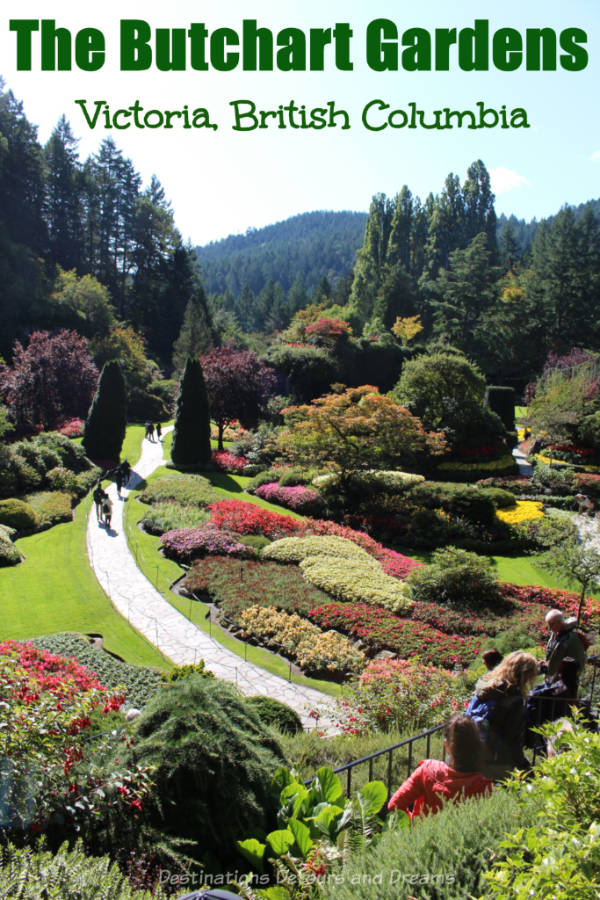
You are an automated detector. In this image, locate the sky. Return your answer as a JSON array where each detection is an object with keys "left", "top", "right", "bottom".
[{"left": 1, "top": 0, "right": 599, "bottom": 246}]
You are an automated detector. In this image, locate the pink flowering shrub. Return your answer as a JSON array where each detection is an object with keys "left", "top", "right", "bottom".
[
  {"left": 255, "top": 482, "right": 325, "bottom": 515},
  {"left": 160, "top": 523, "right": 248, "bottom": 562},
  {"left": 211, "top": 450, "right": 248, "bottom": 473},
  {"left": 57, "top": 418, "right": 85, "bottom": 438},
  {"left": 337, "top": 658, "right": 463, "bottom": 734}
]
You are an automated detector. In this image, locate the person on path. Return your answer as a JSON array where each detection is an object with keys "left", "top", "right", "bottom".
[
  {"left": 467, "top": 651, "right": 538, "bottom": 780},
  {"left": 101, "top": 496, "right": 113, "bottom": 528},
  {"left": 155, "top": 422, "right": 162, "bottom": 441},
  {"left": 388, "top": 714, "right": 492, "bottom": 819},
  {"left": 120, "top": 459, "right": 131, "bottom": 487},
  {"left": 145, "top": 421, "right": 154, "bottom": 442},
  {"left": 115, "top": 467, "right": 124, "bottom": 499},
  {"left": 92, "top": 481, "right": 106, "bottom": 521},
  {"left": 541, "top": 609, "right": 586, "bottom": 697}
]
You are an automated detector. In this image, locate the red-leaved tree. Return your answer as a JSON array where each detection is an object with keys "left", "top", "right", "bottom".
[
  {"left": 200, "top": 345, "right": 276, "bottom": 449},
  {"left": 0, "top": 330, "right": 98, "bottom": 430}
]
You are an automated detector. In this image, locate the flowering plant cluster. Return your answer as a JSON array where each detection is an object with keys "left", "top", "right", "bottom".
[
  {"left": 337, "top": 658, "right": 464, "bottom": 735},
  {"left": 496, "top": 500, "right": 544, "bottom": 524},
  {"left": 0, "top": 642, "right": 153, "bottom": 847},
  {"left": 307, "top": 603, "right": 480, "bottom": 668},
  {"left": 458, "top": 445, "right": 499, "bottom": 459},
  {"left": 498, "top": 582, "right": 600, "bottom": 627},
  {"left": 300, "top": 555, "right": 413, "bottom": 613},
  {"left": 237, "top": 605, "right": 365, "bottom": 676},
  {"left": 255, "top": 482, "right": 325, "bottom": 514},
  {"left": 160, "top": 523, "right": 249, "bottom": 562},
  {"left": 57, "top": 418, "right": 85, "bottom": 438},
  {"left": 211, "top": 450, "right": 249, "bottom": 473},
  {"left": 308, "top": 518, "right": 424, "bottom": 578},
  {"left": 208, "top": 499, "right": 304, "bottom": 539},
  {"left": 262, "top": 535, "right": 373, "bottom": 565},
  {"left": 182, "top": 555, "right": 330, "bottom": 622},
  {"left": 210, "top": 419, "right": 246, "bottom": 442},
  {"left": 304, "top": 317, "right": 351, "bottom": 341}
]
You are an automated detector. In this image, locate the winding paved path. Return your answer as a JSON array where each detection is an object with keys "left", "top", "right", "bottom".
[{"left": 86, "top": 429, "right": 339, "bottom": 730}]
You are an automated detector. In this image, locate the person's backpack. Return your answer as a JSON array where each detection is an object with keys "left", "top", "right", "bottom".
[{"left": 466, "top": 693, "right": 501, "bottom": 756}]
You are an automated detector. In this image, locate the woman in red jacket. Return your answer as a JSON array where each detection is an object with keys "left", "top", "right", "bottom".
[{"left": 388, "top": 714, "right": 492, "bottom": 818}]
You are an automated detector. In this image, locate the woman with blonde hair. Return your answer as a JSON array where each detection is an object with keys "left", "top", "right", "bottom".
[{"left": 467, "top": 650, "right": 538, "bottom": 779}]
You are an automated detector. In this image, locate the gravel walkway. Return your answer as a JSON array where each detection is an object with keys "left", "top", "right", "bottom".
[{"left": 86, "top": 429, "right": 339, "bottom": 731}]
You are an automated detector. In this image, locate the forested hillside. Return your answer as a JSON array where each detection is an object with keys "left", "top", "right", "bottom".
[{"left": 195, "top": 210, "right": 366, "bottom": 296}]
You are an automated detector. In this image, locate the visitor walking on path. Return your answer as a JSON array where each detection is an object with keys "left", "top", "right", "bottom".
[
  {"left": 101, "top": 496, "right": 113, "bottom": 528},
  {"left": 120, "top": 459, "right": 131, "bottom": 487},
  {"left": 92, "top": 482, "right": 106, "bottom": 521},
  {"left": 115, "top": 467, "right": 124, "bottom": 499},
  {"left": 144, "top": 421, "right": 155, "bottom": 442},
  {"left": 155, "top": 422, "right": 162, "bottom": 441}
]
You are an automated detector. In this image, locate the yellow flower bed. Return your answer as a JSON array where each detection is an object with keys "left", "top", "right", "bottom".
[
  {"left": 237, "top": 605, "right": 366, "bottom": 674},
  {"left": 299, "top": 556, "right": 413, "bottom": 614},
  {"left": 262, "top": 535, "right": 372, "bottom": 564},
  {"left": 496, "top": 500, "right": 544, "bottom": 524},
  {"left": 535, "top": 453, "right": 600, "bottom": 473}
]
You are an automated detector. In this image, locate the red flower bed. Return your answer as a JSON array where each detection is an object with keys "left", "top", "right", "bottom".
[
  {"left": 307, "top": 603, "right": 481, "bottom": 668},
  {"left": 0, "top": 640, "right": 106, "bottom": 702},
  {"left": 499, "top": 582, "right": 600, "bottom": 627},
  {"left": 208, "top": 499, "right": 305, "bottom": 540},
  {"left": 57, "top": 418, "right": 85, "bottom": 438},
  {"left": 211, "top": 451, "right": 248, "bottom": 473}
]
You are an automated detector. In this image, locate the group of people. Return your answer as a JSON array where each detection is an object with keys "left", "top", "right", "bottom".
[
  {"left": 92, "top": 459, "right": 133, "bottom": 528},
  {"left": 144, "top": 421, "right": 162, "bottom": 442},
  {"left": 388, "top": 609, "right": 588, "bottom": 819}
]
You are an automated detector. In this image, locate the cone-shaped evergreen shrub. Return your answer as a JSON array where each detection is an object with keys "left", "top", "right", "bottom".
[
  {"left": 82, "top": 361, "right": 127, "bottom": 462},
  {"left": 171, "top": 356, "right": 211, "bottom": 468},
  {"left": 128, "top": 676, "right": 285, "bottom": 873}
]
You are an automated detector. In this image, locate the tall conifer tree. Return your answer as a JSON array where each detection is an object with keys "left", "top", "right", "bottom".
[
  {"left": 82, "top": 360, "right": 127, "bottom": 462},
  {"left": 171, "top": 357, "right": 211, "bottom": 467}
]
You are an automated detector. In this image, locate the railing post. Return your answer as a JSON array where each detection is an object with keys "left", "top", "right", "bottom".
[{"left": 387, "top": 750, "right": 393, "bottom": 795}]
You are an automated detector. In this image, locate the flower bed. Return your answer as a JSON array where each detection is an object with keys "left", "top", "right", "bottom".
[
  {"left": 307, "top": 603, "right": 480, "bottom": 668},
  {"left": 300, "top": 555, "right": 413, "bottom": 613},
  {"left": 496, "top": 500, "right": 544, "bottom": 524},
  {"left": 237, "top": 605, "right": 366, "bottom": 677},
  {"left": 211, "top": 450, "right": 249, "bottom": 473},
  {"left": 262, "top": 535, "right": 372, "bottom": 564},
  {"left": 499, "top": 582, "right": 600, "bottom": 626},
  {"left": 160, "top": 523, "right": 249, "bottom": 562},
  {"left": 208, "top": 499, "right": 304, "bottom": 539},
  {"left": 182, "top": 555, "right": 331, "bottom": 621},
  {"left": 255, "top": 482, "right": 325, "bottom": 515},
  {"left": 140, "top": 474, "right": 220, "bottom": 508}
]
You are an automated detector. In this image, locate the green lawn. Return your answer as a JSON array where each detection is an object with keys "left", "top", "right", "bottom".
[
  {"left": 0, "top": 492, "right": 170, "bottom": 668},
  {"left": 123, "top": 467, "right": 342, "bottom": 697}
]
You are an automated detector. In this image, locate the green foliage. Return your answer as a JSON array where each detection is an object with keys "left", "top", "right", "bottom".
[
  {"left": 33, "top": 431, "right": 91, "bottom": 472},
  {"left": 127, "top": 388, "right": 169, "bottom": 423},
  {"left": 0, "top": 841, "right": 165, "bottom": 900},
  {"left": 0, "top": 525, "right": 20, "bottom": 566},
  {"left": 526, "top": 361, "right": 598, "bottom": 444},
  {"left": 161, "top": 660, "right": 214, "bottom": 681},
  {"left": 24, "top": 491, "right": 72, "bottom": 527},
  {"left": 531, "top": 461, "right": 575, "bottom": 495},
  {"left": 139, "top": 474, "right": 219, "bottom": 508},
  {"left": 45, "top": 466, "right": 79, "bottom": 494},
  {"left": 577, "top": 410, "right": 600, "bottom": 450},
  {"left": 408, "top": 546, "right": 502, "bottom": 608},
  {"left": 486, "top": 386, "right": 515, "bottom": 430},
  {"left": 477, "top": 486, "right": 517, "bottom": 509},
  {"left": 83, "top": 360, "right": 127, "bottom": 462},
  {"left": 320, "top": 790, "right": 541, "bottom": 900},
  {"left": 268, "top": 344, "right": 341, "bottom": 403},
  {"left": 128, "top": 676, "right": 286, "bottom": 872},
  {"left": 247, "top": 697, "right": 304, "bottom": 735},
  {"left": 148, "top": 378, "right": 177, "bottom": 408},
  {"left": 31, "top": 633, "right": 164, "bottom": 710},
  {"left": 409, "top": 481, "right": 498, "bottom": 527},
  {"left": 0, "top": 498, "right": 38, "bottom": 533},
  {"left": 483, "top": 720, "right": 600, "bottom": 898},
  {"left": 239, "top": 534, "right": 272, "bottom": 552},
  {"left": 140, "top": 503, "right": 209, "bottom": 536},
  {"left": 171, "top": 357, "right": 212, "bottom": 467}
]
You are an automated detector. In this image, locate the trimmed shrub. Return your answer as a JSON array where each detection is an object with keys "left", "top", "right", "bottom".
[
  {"left": 148, "top": 378, "right": 177, "bottom": 408},
  {"left": 0, "top": 525, "right": 20, "bottom": 566},
  {"left": 24, "top": 491, "right": 72, "bottom": 527},
  {"left": 407, "top": 546, "right": 502, "bottom": 608},
  {"left": 171, "top": 357, "right": 211, "bottom": 468},
  {"left": 435, "top": 453, "right": 518, "bottom": 481},
  {"left": 0, "top": 465, "right": 19, "bottom": 499},
  {"left": 246, "top": 696, "right": 303, "bottom": 735},
  {"left": 476, "top": 485, "right": 517, "bottom": 509},
  {"left": 74, "top": 467, "right": 103, "bottom": 496},
  {"left": 300, "top": 555, "right": 413, "bottom": 613},
  {"left": 238, "top": 534, "right": 272, "bottom": 552},
  {"left": 277, "top": 467, "right": 309, "bottom": 487},
  {"left": 244, "top": 469, "right": 280, "bottom": 493},
  {"left": 408, "top": 481, "right": 498, "bottom": 527},
  {"left": 83, "top": 360, "right": 127, "bottom": 463},
  {"left": 127, "top": 677, "right": 285, "bottom": 872},
  {"left": 486, "top": 385, "right": 515, "bottom": 430},
  {"left": 33, "top": 431, "right": 90, "bottom": 472},
  {"left": 11, "top": 455, "right": 43, "bottom": 492},
  {"left": 0, "top": 498, "right": 38, "bottom": 533},
  {"left": 314, "top": 470, "right": 425, "bottom": 494},
  {"left": 45, "top": 466, "right": 79, "bottom": 494},
  {"left": 139, "top": 474, "right": 219, "bottom": 508}
]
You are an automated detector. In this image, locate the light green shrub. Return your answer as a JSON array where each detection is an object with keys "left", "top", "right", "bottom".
[
  {"left": 24, "top": 492, "right": 72, "bottom": 527},
  {"left": 45, "top": 466, "right": 79, "bottom": 494},
  {"left": 139, "top": 474, "right": 220, "bottom": 508},
  {"left": 0, "top": 498, "right": 38, "bottom": 533},
  {"left": 313, "top": 470, "right": 425, "bottom": 493},
  {"left": 300, "top": 556, "right": 413, "bottom": 613},
  {"left": 0, "top": 525, "right": 20, "bottom": 567},
  {"left": 11, "top": 456, "right": 43, "bottom": 492},
  {"left": 262, "top": 535, "right": 372, "bottom": 564},
  {"left": 141, "top": 503, "right": 209, "bottom": 535}
]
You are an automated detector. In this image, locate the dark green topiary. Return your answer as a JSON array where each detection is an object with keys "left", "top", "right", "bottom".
[
  {"left": 486, "top": 385, "right": 516, "bottom": 431},
  {"left": 82, "top": 361, "right": 127, "bottom": 463},
  {"left": 127, "top": 676, "right": 285, "bottom": 873},
  {"left": 0, "top": 498, "right": 38, "bottom": 533},
  {"left": 247, "top": 696, "right": 303, "bottom": 735},
  {"left": 171, "top": 357, "right": 211, "bottom": 468}
]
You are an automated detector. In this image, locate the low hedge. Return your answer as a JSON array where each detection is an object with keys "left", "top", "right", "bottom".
[
  {"left": 434, "top": 453, "right": 518, "bottom": 482},
  {"left": 408, "top": 481, "right": 498, "bottom": 527},
  {"left": 0, "top": 498, "right": 38, "bottom": 533},
  {"left": 139, "top": 474, "right": 220, "bottom": 508}
]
